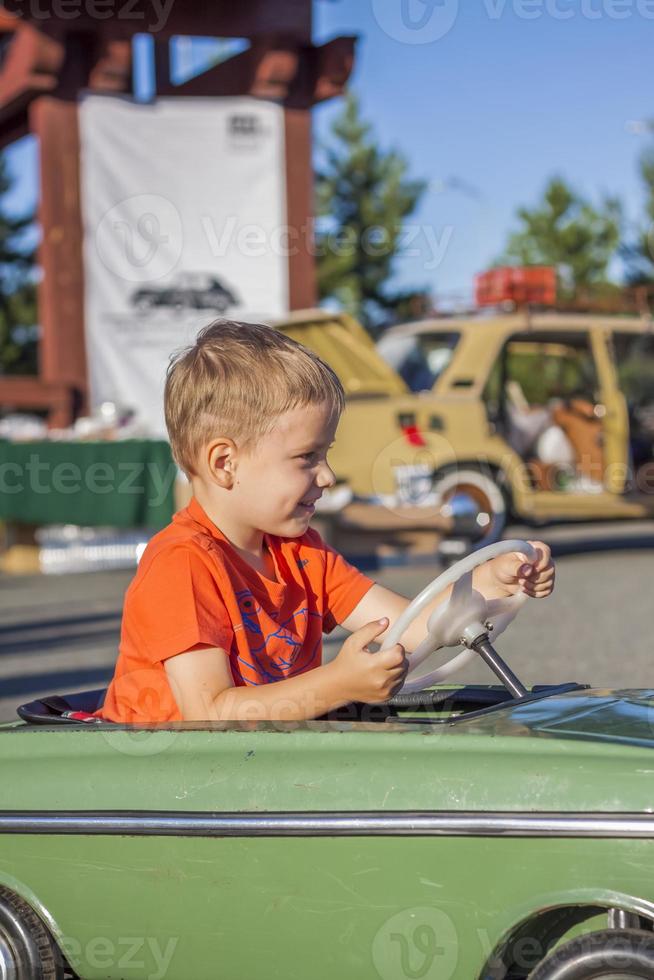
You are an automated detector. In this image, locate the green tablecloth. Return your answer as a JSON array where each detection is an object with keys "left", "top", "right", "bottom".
[{"left": 0, "top": 439, "right": 176, "bottom": 529}]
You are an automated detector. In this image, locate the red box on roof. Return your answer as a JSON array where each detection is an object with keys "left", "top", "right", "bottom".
[{"left": 474, "top": 266, "right": 557, "bottom": 308}]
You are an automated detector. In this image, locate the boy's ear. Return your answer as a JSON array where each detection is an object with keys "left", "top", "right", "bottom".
[{"left": 205, "top": 439, "right": 237, "bottom": 489}]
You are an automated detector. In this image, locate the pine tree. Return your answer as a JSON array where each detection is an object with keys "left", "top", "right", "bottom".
[
  {"left": 622, "top": 145, "right": 654, "bottom": 286},
  {"left": 499, "top": 177, "right": 622, "bottom": 297},
  {"left": 0, "top": 152, "right": 38, "bottom": 375},
  {"left": 315, "top": 92, "right": 427, "bottom": 333}
]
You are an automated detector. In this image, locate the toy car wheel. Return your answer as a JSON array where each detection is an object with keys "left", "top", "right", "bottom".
[
  {"left": 433, "top": 466, "right": 508, "bottom": 545},
  {"left": 0, "top": 886, "right": 64, "bottom": 979},
  {"left": 528, "top": 928, "right": 654, "bottom": 979}
]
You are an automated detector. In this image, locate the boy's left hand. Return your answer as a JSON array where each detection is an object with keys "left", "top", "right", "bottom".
[{"left": 485, "top": 540, "right": 555, "bottom": 599}]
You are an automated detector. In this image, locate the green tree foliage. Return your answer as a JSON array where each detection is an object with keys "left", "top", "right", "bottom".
[
  {"left": 622, "top": 143, "right": 654, "bottom": 285},
  {"left": 0, "top": 153, "right": 38, "bottom": 375},
  {"left": 499, "top": 177, "right": 622, "bottom": 296},
  {"left": 315, "top": 92, "right": 427, "bottom": 332}
]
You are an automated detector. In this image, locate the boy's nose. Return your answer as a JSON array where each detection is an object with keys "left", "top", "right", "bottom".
[{"left": 316, "top": 461, "right": 337, "bottom": 489}]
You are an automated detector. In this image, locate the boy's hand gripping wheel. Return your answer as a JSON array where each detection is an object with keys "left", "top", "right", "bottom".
[{"left": 380, "top": 540, "right": 538, "bottom": 698}]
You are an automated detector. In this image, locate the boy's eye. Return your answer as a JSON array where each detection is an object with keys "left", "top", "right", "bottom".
[{"left": 296, "top": 444, "right": 333, "bottom": 463}]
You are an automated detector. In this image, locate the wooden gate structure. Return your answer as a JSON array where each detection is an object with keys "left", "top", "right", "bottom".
[{"left": 0, "top": 1, "right": 354, "bottom": 426}]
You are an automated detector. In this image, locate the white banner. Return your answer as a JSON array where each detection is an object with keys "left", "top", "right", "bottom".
[{"left": 79, "top": 95, "right": 289, "bottom": 437}]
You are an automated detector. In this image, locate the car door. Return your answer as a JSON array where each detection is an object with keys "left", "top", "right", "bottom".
[
  {"left": 608, "top": 327, "right": 654, "bottom": 485},
  {"left": 589, "top": 325, "right": 630, "bottom": 494},
  {"left": 491, "top": 327, "right": 629, "bottom": 507}
]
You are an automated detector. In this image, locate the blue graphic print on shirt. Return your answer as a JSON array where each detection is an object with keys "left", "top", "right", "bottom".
[{"left": 234, "top": 589, "right": 322, "bottom": 683}]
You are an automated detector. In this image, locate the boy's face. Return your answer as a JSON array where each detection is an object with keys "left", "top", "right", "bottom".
[{"left": 230, "top": 402, "right": 339, "bottom": 538}]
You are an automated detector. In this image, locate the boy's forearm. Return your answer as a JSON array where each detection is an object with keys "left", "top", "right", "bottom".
[{"left": 211, "top": 661, "right": 350, "bottom": 721}]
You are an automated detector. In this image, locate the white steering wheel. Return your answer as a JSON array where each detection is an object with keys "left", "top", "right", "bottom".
[{"left": 381, "top": 539, "right": 538, "bottom": 693}]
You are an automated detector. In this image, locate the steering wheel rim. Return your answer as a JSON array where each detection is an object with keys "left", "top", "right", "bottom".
[{"left": 380, "top": 539, "right": 538, "bottom": 691}]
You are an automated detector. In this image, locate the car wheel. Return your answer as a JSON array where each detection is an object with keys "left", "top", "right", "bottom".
[
  {"left": 433, "top": 466, "right": 508, "bottom": 546},
  {"left": 528, "top": 928, "right": 654, "bottom": 979},
  {"left": 0, "top": 886, "right": 64, "bottom": 979}
]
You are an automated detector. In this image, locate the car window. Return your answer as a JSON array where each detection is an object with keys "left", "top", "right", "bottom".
[
  {"left": 484, "top": 333, "right": 601, "bottom": 421},
  {"left": 611, "top": 332, "right": 654, "bottom": 407},
  {"left": 483, "top": 332, "right": 605, "bottom": 493},
  {"left": 376, "top": 332, "right": 460, "bottom": 392},
  {"left": 501, "top": 335, "right": 599, "bottom": 406}
]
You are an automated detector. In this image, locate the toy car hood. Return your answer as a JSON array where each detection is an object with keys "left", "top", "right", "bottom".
[{"left": 460, "top": 688, "right": 654, "bottom": 748}]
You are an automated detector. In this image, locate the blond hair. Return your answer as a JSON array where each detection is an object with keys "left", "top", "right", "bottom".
[{"left": 165, "top": 319, "right": 345, "bottom": 476}]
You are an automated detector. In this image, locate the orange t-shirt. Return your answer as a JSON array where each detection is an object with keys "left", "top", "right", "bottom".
[{"left": 100, "top": 497, "right": 374, "bottom": 723}]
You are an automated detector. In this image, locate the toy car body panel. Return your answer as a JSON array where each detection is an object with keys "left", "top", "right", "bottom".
[{"left": 3, "top": 688, "right": 654, "bottom": 979}]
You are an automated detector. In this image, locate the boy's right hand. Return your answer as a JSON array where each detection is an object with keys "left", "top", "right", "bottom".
[{"left": 331, "top": 618, "right": 408, "bottom": 704}]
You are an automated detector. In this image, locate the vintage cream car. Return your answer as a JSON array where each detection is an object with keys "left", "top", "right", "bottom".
[{"left": 277, "top": 310, "right": 654, "bottom": 543}]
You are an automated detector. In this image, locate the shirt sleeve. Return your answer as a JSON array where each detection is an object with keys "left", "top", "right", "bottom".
[
  {"left": 303, "top": 529, "right": 375, "bottom": 633},
  {"left": 127, "top": 545, "right": 234, "bottom": 663}
]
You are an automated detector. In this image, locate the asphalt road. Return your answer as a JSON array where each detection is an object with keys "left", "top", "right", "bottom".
[{"left": 1, "top": 520, "right": 653, "bottom": 723}]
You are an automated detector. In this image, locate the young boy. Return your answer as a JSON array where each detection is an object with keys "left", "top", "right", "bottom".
[{"left": 100, "top": 320, "right": 555, "bottom": 724}]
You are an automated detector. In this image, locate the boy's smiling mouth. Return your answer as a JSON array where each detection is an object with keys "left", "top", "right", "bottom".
[{"left": 298, "top": 495, "right": 321, "bottom": 514}]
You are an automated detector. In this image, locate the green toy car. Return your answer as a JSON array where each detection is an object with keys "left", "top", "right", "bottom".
[{"left": 2, "top": 540, "right": 654, "bottom": 980}]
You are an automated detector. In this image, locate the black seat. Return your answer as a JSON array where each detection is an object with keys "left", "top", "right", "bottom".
[{"left": 17, "top": 689, "right": 109, "bottom": 725}]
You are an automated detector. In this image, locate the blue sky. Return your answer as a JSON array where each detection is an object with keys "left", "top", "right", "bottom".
[
  {"left": 314, "top": 0, "right": 654, "bottom": 301},
  {"left": 4, "top": 0, "right": 653, "bottom": 304}
]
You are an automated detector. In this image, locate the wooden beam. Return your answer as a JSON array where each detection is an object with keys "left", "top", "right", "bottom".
[
  {"left": 88, "top": 38, "right": 133, "bottom": 92},
  {"left": 0, "top": 21, "right": 131, "bottom": 142},
  {"left": 0, "top": 377, "right": 77, "bottom": 428},
  {"left": 158, "top": 36, "right": 356, "bottom": 105},
  {"left": 153, "top": 37, "right": 170, "bottom": 92},
  {"left": 30, "top": 96, "right": 88, "bottom": 400},
  {"left": 2, "top": 0, "right": 312, "bottom": 42},
  {"left": 0, "top": 3, "right": 347, "bottom": 412},
  {"left": 157, "top": 36, "right": 299, "bottom": 100},
  {"left": 0, "top": 21, "right": 63, "bottom": 133},
  {"left": 309, "top": 36, "right": 356, "bottom": 105},
  {"left": 284, "top": 106, "right": 315, "bottom": 309}
]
